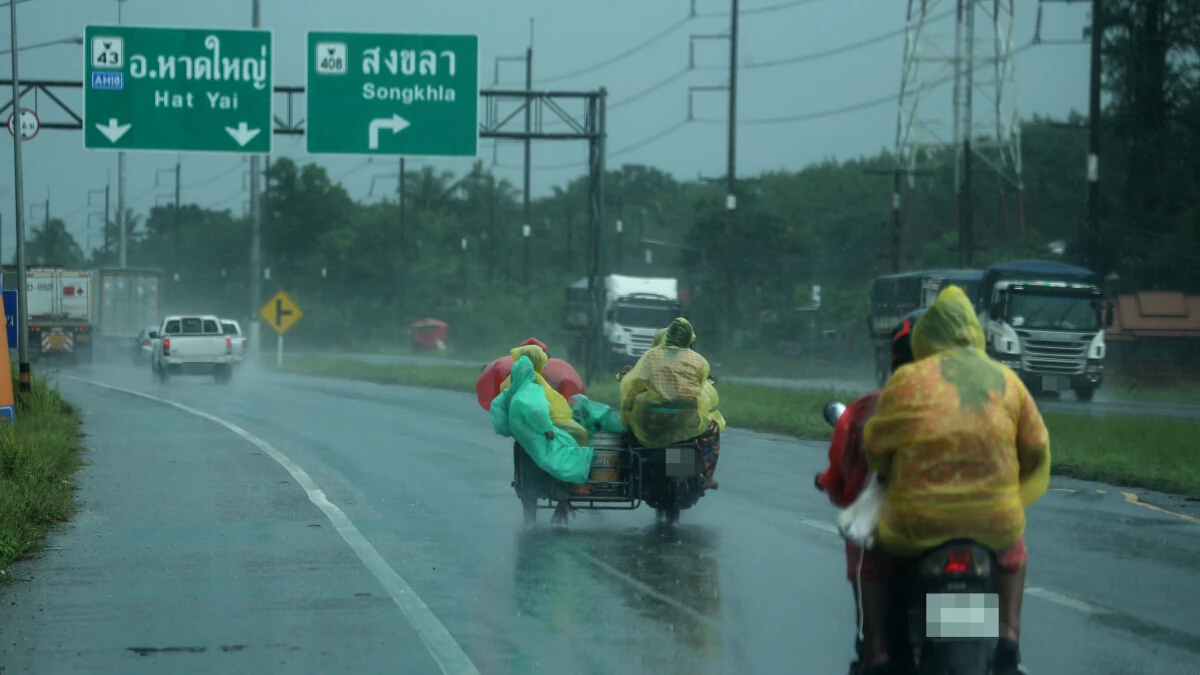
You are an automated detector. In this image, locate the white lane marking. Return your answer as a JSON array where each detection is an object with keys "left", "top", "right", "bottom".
[
  {"left": 1025, "top": 587, "right": 1114, "bottom": 615},
  {"left": 793, "top": 517, "right": 1116, "bottom": 617},
  {"left": 69, "top": 377, "right": 479, "bottom": 675},
  {"left": 579, "top": 551, "right": 724, "bottom": 629}
]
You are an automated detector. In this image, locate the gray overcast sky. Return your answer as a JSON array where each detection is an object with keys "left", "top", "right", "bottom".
[{"left": 1, "top": 0, "right": 1091, "bottom": 258}]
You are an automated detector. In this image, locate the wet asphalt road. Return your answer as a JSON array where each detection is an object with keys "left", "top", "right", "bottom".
[
  {"left": 2, "top": 362, "right": 1199, "bottom": 674},
  {"left": 310, "top": 351, "right": 1200, "bottom": 421}
]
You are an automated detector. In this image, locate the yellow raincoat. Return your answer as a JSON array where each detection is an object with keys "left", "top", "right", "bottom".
[
  {"left": 863, "top": 286, "right": 1051, "bottom": 556},
  {"left": 501, "top": 345, "right": 589, "bottom": 446},
  {"left": 620, "top": 318, "right": 726, "bottom": 447}
]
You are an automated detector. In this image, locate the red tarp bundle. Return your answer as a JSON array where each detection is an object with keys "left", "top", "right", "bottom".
[{"left": 475, "top": 337, "right": 585, "bottom": 410}]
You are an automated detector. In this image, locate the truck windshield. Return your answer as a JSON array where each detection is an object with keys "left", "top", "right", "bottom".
[
  {"left": 222, "top": 323, "right": 239, "bottom": 336},
  {"left": 1008, "top": 292, "right": 1101, "bottom": 331},
  {"left": 616, "top": 305, "right": 677, "bottom": 329}
]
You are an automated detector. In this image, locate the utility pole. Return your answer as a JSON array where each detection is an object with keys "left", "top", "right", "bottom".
[
  {"left": 398, "top": 157, "right": 406, "bottom": 256},
  {"left": 522, "top": 21, "right": 533, "bottom": 269},
  {"left": 173, "top": 159, "right": 181, "bottom": 265},
  {"left": 487, "top": 173, "right": 496, "bottom": 283},
  {"left": 523, "top": 224, "right": 531, "bottom": 285},
  {"left": 104, "top": 181, "right": 111, "bottom": 258},
  {"left": 248, "top": 0, "right": 262, "bottom": 358},
  {"left": 8, "top": 0, "right": 29, "bottom": 392},
  {"left": 958, "top": 0, "right": 976, "bottom": 268},
  {"left": 615, "top": 219, "right": 624, "bottom": 274},
  {"left": 725, "top": 0, "right": 740, "bottom": 350},
  {"left": 116, "top": 0, "right": 126, "bottom": 269},
  {"left": 1084, "top": 0, "right": 1102, "bottom": 267}
]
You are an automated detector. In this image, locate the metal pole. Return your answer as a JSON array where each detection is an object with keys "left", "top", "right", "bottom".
[
  {"left": 725, "top": 0, "right": 740, "bottom": 350},
  {"left": 960, "top": 0, "right": 976, "bottom": 268},
  {"left": 248, "top": 0, "right": 262, "bottom": 359},
  {"left": 173, "top": 159, "right": 181, "bottom": 267},
  {"left": 487, "top": 172, "right": 495, "bottom": 282},
  {"left": 522, "top": 38, "right": 533, "bottom": 276},
  {"left": 9, "top": 0, "right": 30, "bottom": 392},
  {"left": 116, "top": 0, "right": 126, "bottom": 270},
  {"left": 952, "top": 0, "right": 964, "bottom": 248},
  {"left": 1084, "top": 0, "right": 1102, "bottom": 267},
  {"left": 398, "top": 157, "right": 406, "bottom": 256},
  {"left": 277, "top": 333, "right": 282, "bottom": 368},
  {"left": 104, "top": 181, "right": 110, "bottom": 259}
]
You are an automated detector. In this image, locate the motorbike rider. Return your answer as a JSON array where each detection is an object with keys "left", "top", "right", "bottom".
[
  {"left": 619, "top": 318, "right": 726, "bottom": 490},
  {"left": 861, "top": 286, "right": 1051, "bottom": 675},
  {"left": 816, "top": 310, "right": 922, "bottom": 674}
]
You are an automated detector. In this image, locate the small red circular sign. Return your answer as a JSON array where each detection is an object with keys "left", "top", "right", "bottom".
[{"left": 6, "top": 108, "right": 40, "bottom": 141}]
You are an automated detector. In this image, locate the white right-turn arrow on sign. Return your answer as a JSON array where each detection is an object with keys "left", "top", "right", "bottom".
[
  {"left": 95, "top": 118, "right": 132, "bottom": 143},
  {"left": 368, "top": 114, "right": 411, "bottom": 150}
]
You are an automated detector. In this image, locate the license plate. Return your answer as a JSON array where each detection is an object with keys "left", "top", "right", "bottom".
[
  {"left": 925, "top": 593, "right": 999, "bottom": 639},
  {"left": 664, "top": 446, "right": 696, "bottom": 478},
  {"left": 1041, "top": 376, "right": 1069, "bottom": 391}
]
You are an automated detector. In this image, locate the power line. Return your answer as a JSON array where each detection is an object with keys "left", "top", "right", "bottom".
[
  {"left": 694, "top": 41, "right": 1037, "bottom": 126},
  {"left": 698, "top": 8, "right": 955, "bottom": 71},
  {"left": 183, "top": 159, "right": 244, "bottom": 190},
  {"left": 507, "top": 119, "right": 693, "bottom": 172},
  {"left": 696, "top": 0, "right": 825, "bottom": 18},
  {"left": 612, "top": 67, "right": 693, "bottom": 110},
  {"left": 334, "top": 159, "right": 374, "bottom": 182},
  {"left": 535, "top": 15, "right": 692, "bottom": 84}
]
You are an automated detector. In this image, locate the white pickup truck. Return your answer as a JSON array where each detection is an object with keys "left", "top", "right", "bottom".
[
  {"left": 151, "top": 315, "right": 235, "bottom": 383},
  {"left": 220, "top": 319, "right": 248, "bottom": 364}
]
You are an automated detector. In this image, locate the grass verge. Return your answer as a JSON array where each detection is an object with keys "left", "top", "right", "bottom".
[
  {"left": 0, "top": 375, "right": 84, "bottom": 581},
  {"left": 273, "top": 356, "right": 1200, "bottom": 498}
]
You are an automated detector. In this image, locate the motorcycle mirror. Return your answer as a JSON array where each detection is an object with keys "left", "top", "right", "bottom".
[{"left": 823, "top": 401, "right": 847, "bottom": 427}]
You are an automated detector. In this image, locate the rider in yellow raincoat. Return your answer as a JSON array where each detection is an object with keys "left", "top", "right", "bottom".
[
  {"left": 502, "top": 344, "right": 589, "bottom": 446},
  {"left": 861, "top": 285, "right": 1050, "bottom": 675},
  {"left": 619, "top": 318, "right": 726, "bottom": 488}
]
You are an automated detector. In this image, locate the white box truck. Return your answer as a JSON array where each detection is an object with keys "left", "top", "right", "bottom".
[
  {"left": 27, "top": 267, "right": 95, "bottom": 361},
  {"left": 564, "top": 274, "right": 682, "bottom": 369},
  {"left": 91, "top": 267, "right": 163, "bottom": 359}
]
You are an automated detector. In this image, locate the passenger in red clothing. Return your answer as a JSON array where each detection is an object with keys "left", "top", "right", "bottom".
[{"left": 815, "top": 311, "right": 921, "bottom": 675}]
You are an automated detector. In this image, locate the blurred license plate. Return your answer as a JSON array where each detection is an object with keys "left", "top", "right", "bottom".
[
  {"left": 925, "top": 592, "right": 999, "bottom": 639},
  {"left": 1041, "top": 376, "right": 1069, "bottom": 391},
  {"left": 665, "top": 446, "right": 696, "bottom": 477}
]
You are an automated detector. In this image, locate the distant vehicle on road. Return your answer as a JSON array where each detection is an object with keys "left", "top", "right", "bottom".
[
  {"left": 976, "top": 260, "right": 1112, "bottom": 401},
  {"left": 869, "top": 269, "right": 983, "bottom": 385},
  {"left": 132, "top": 325, "right": 157, "bottom": 366},
  {"left": 91, "top": 267, "right": 163, "bottom": 360},
  {"left": 220, "top": 319, "right": 248, "bottom": 364},
  {"left": 25, "top": 267, "right": 95, "bottom": 363},
  {"left": 151, "top": 315, "right": 235, "bottom": 384},
  {"left": 563, "top": 274, "right": 682, "bottom": 370}
]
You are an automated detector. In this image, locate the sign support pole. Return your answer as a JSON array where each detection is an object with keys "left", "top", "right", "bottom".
[
  {"left": 8, "top": 0, "right": 30, "bottom": 393},
  {"left": 277, "top": 333, "right": 283, "bottom": 368}
]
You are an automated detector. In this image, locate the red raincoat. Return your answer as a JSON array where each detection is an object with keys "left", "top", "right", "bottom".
[{"left": 817, "top": 390, "right": 880, "bottom": 508}]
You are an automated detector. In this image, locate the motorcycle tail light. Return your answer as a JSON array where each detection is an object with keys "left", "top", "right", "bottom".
[
  {"left": 919, "top": 544, "right": 992, "bottom": 578},
  {"left": 944, "top": 549, "right": 973, "bottom": 574}
]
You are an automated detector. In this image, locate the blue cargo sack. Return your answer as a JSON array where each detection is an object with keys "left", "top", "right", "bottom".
[{"left": 489, "top": 355, "right": 594, "bottom": 484}]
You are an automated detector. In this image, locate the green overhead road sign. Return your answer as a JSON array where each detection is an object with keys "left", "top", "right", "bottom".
[
  {"left": 83, "top": 25, "right": 273, "bottom": 154},
  {"left": 306, "top": 31, "right": 478, "bottom": 157}
]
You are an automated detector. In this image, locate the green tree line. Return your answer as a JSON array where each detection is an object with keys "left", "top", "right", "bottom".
[{"left": 27, "top": 3, "right": 1199, "bottom": 353}]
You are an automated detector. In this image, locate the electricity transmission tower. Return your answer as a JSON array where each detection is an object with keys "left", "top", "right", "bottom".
[{"left": 894, "top": 0, "right": 1026, "bottom": 267}]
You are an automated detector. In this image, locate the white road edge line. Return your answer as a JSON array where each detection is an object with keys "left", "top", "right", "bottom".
[
  {"left": 69, "top": 377, "right": 479, "bottom": 675},
  {"left": 793, "top": 518, "right": 1115, "bottom": 616}
]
